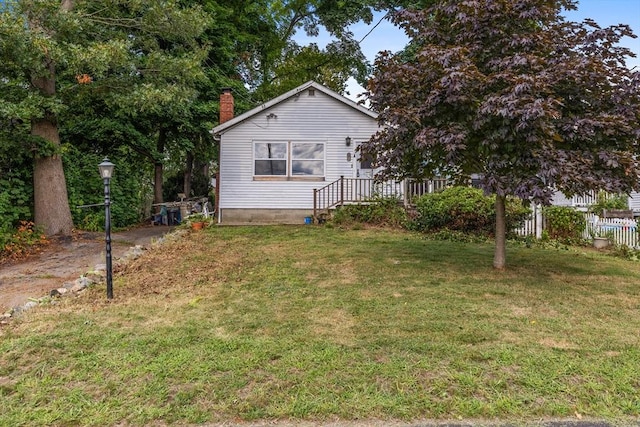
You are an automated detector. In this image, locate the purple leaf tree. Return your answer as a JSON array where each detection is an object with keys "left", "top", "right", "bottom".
[{"left": 364, "top": 0, "right": 640, "bottom": 268}]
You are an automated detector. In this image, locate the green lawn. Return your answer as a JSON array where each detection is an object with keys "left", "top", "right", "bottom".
[{"left": 1, "top": 226, "right": 639, "bottom": 426}]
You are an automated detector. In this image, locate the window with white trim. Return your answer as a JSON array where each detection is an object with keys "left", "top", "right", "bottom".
[
  {"left": 292, "top": 143, "right": 324, "bottom": 176},
  {"left": 254, "top": 141, "right": 325, "bottom": 179},
  {"left": 254, "top": 142, "right": 287, "bottom": 176}
]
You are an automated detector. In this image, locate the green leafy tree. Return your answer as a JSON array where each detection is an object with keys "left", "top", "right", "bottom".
[
  {"left": 0, "top": 0, "right": 77, "bottom": 235},
  {"left": 0, "top": 0, "right": 209, "bottom": 235},
  {"left": 242, "top": 0, "right": 391, "bottom": 100},
  {"left": 364, "top": 0, "right": 640, "bottom": 268}
]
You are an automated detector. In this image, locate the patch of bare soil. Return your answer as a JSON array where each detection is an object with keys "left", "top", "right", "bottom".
[{"left": 0, "top": 225, "right": 174, "bottom": 313}]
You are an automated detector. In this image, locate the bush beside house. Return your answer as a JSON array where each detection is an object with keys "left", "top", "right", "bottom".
[
  {"left": 409, "top": 187, "right": 530, "bottom": 237},
  {"left": 332, "top": 195, "right": 407, "bottom": 228}
]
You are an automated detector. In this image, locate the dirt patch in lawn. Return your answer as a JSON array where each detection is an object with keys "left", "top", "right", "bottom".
[{"left": 0, "top": 225, "right": 174, "bottom": 313}]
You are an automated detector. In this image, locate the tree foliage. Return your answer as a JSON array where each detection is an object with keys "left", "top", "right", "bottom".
[
  {"left": 243, "top": 0, "right": 394, "bottom": 100},
  {"left": 364, "top": 0, "right": 640, "bottom": 268},
  {"left": 0, "top": 0, "right": 210, "bottom": 234}
]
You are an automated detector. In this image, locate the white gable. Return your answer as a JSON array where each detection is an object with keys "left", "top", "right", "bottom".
[
  {"left": 212, "top": 81, "right": 377, "bottom": 136},
  {"left": 214, "top": 81, "right": 381, "bottom": 222}
]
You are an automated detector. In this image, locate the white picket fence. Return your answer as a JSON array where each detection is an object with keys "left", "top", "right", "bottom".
[
  {"left": 583, "top": 214, "right": 638, "bottom": 248},
  {"left": 514, "top": 204, "right": 544, "bottom": 238},
  {"left": 515, "top": 207, "right": 639, "bottom": 248}
]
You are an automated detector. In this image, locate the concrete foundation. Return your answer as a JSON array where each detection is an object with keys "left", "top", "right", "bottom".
[{"left": 219, "top": 209, "right": 315, "bottom": 225}]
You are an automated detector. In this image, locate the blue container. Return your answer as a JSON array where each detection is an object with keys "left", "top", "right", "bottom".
[{"left": 304, "top": 216, "right": 313, "bottom": 225}]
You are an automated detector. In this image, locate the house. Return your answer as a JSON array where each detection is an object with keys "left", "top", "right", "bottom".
[
  {"left": 211, "top": 81, "right": 381, "bottom": 224},
  {"left": 551, "top": 190, "right": 640, "bottom": 215},
  {"left": 211, "top": 80, "right": 639, "bottom": 225}
]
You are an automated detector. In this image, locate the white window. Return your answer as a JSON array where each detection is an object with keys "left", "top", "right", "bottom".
[
  {"left": 254, "top": 141, "right": 324, "bottom": 179},
  {"left": 292, "top": 143, "right": 324, "bottom": 176},
  {"left": 254, "top": 142, "right": 287, "bottom": 176}
]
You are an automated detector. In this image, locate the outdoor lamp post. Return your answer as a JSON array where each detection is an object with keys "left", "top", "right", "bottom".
[{"left": 98, "top": 158, "right": 115, "bottom": 299}]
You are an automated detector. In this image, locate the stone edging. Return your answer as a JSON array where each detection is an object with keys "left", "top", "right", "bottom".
[{"left": 1, "top": 229, "right": 188, "bottom": 323}]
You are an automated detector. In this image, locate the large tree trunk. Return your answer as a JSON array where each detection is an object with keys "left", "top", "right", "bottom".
[
  {"left": 493, "top": 194, "right": 507, "bottom": 270},
  {"left": 31, "top": 49, "right": 74, "bottom": 236},
  {"left": 32, "top": 117, "right": 74, "bottom": 236},
  {"left": 153, "top": 128, "right": 166, "bottom": 211}
]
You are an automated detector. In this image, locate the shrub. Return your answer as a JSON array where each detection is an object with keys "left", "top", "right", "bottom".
[
  {"left": 588, "top": 190, "right": 628, "bottom": 216},
  {"left": 331, "top": 195, "right": 407, "bottom": 228},
  {"left": 543, "top": 206, "right": 586, "bottom": 241},
  {"left": 409, "top": 186, "right": 530, "bottom": 237},
  {"left": 0, "top": 221, "right": 49, "bottom": 262},
  {"left": 0, "top": 165, "right": 33, "bottom": 232},
  {"left": 64, "top": 145, "right": 151, "bottom": 229}
]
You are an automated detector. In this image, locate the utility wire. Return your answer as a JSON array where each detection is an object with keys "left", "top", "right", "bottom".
[
  {"left": 358, "top": 12, "right": 389, "bottom": 44},
  {"left": 206, "top": 12, "right": 392, "bottom": 102}
]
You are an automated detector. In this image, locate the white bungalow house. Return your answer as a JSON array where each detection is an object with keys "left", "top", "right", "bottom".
[
  {"left": 211, "top": 81, "right": 383, "bottom": 224},
  {"left": 211, "top": 80, "right": 640, "bottom": 225}
]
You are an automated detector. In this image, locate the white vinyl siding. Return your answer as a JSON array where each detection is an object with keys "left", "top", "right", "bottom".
[
  {"left": 629, "top": 191, "right": 640, "bottom": 212},
  {"left": 218, "top": 87, "right": 379, "bottom": 210}
]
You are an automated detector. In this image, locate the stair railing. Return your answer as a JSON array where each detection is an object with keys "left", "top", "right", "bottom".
[{"left": 314, "top": 176, "right": 405, "bottom": 220}]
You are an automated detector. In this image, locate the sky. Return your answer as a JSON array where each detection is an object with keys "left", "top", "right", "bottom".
[{"left": 295, "top": 0, "right": 640, "bottom": 101}]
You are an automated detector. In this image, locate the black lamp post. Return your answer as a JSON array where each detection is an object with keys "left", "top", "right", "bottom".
[{"left": 98, "top": 158, "right": 115, "bottom": 299}]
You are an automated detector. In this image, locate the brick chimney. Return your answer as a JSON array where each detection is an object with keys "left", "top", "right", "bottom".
[
  {"left": 220, "top": 88, "right": 234, "bottom": 124},
  {"left": 215, "top": 88, "right": 233, "bottom": 220}
]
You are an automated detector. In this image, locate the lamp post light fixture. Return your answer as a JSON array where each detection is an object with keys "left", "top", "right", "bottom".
[
  {"left": 345, "top": 136, "right": 352, "bottom": 147},
  {"left": 98, "top": 158, "right": 115, "bottom": 299}
]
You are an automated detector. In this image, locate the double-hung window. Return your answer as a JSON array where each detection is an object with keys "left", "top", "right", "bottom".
[
  {"left": 254, "top": 142, "right": 287, "bottom": 176},
  {"left": 254, "top": 141, "right": 324, "bottom": 179}
]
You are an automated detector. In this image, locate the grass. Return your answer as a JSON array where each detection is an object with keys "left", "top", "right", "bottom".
[{"left": 1, "top": 225, "right": 640, "bottom": 426}]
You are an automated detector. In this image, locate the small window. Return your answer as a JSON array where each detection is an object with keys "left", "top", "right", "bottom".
[
  {"left": 308, "top": 88, "right": 315, "bottom": 96},
  {"left": 254, "top": 142, "right": 287, "bottom": 176},
  {"left": 292, "top": 143, "right": 324, "bottom": 176}
]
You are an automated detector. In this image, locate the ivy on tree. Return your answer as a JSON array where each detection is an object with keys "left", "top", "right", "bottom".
[{"left": 364, "top": 0, "right": 640, "bottom": 268}]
